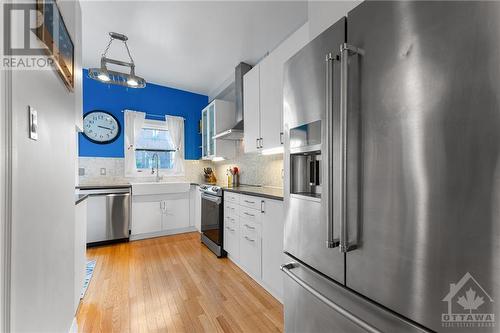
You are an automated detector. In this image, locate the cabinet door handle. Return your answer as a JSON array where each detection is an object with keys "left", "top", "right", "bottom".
[
  {"left": 244, "top": 212, "right": 255, "bottom": 217},
  {"left": 243, "top": 224, "right": 255, "bottom": 230},
  {"left": 244, "top": 236, "right": 255, "bottom": 242},
  {"left": 256, "top": 138, "right": 259, "bottom": 149},
  {"left": 260, "top": 200, "right": 265, "bottom": 213},
  {"left": 280, "top": 132, "right": 284, "bottom": 145},
  {"left": 244, "top": 200, "right": 255, "bottom": 204}
]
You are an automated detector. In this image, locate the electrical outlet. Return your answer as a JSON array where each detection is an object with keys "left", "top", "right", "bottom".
[
  {"left": 100, "top": 168, "right": 106, "bottom": 176},
  {"left": 78, "top": 168, "right": 85, "bottom": 176},
  {"left": 29, "top": 106, "right": 38, "bottom": 140}
]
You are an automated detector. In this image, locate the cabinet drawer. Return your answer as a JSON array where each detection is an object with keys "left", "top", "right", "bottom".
[
  {"left": 224, "top": 223, "right": 239, "bottom": 259},
  {"left": 239, "top": 226, "right": 261, "bottom": 278},
  {"left": 225, "top": 215, "right": 238, "bottom": 228},
  {"left": 239, "top": 206, "right": 262, "bottom": 224},
  {"left": 224, "top": 202, "right": 239, "bottom": 218},
  {"left": 225, "top": 192, "right": 240, "bottom": 204},
  {"left": 240, "top": 194, "right": 262, "bottom": 211},
  {"left": 240, "top": 217, "right": 260, "bottom": 240}
]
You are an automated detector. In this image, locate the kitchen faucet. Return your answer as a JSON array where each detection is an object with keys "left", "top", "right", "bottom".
[{"left": 151, "top": 153, "right": 162, "bottom": 182}]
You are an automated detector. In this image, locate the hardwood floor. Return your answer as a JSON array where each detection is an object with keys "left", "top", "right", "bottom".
[{"left": 76, "top": 232, "right": 284, "bottom": 333}]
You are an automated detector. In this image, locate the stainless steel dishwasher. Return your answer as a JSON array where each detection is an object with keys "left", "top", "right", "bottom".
[{"left": 78, "top": 187, "right": 131, "bottom": 246}]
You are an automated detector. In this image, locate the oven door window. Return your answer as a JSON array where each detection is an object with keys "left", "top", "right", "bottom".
[{"left": 201, "top": 195, "right": 222, "bottom": 245}]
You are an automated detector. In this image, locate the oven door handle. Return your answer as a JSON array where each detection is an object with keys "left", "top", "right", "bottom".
[{"left": 201, "top": 194, "right": 222, "bottom": 204}]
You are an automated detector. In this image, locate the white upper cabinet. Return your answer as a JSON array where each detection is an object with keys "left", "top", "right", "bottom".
[
  {"left": 201, "top": 99, "right": 236, "bottom": 160},
  {"left": 243, "top": 66, "right": 261, "bottom": 153},
  {"left": 244, "top": 23, "right": 309, "bottom": 153}
]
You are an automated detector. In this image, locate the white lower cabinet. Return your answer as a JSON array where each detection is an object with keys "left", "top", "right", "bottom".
[
  {"left": 239, "top": 216, "right": 262, "bottom": 279},
  {"left": 163, "top": 197, "right": 189, "bottom": 230},
  {"left": 261, "top": 199, "right": 285, "bottom": 300},
  {"left": 195, "top": 186, "right": 201, "bottom": 231},
  {"left": 131, "top": 193, "right": 192, "bottom": 240},
  {"left": 223, "top": 192, "right": 284, "bottom": 302},
  {"left": 132, "top": 201, "right": 163, "bottom": 235}
]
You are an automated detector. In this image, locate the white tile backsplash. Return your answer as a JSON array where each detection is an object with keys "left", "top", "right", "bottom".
[
  {"left": 213, "top": 141, "right": 283, "bottom": 188},
  {"left": 79, "top": 143, "right": 283, "bottom": 188},
  {"left": 78, "top": 157, "right": 212, "bottom": 185}
]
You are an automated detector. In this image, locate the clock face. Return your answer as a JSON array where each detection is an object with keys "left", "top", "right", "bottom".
[{"left": 83, "top": 111, "right": 121, "bottom": 144}]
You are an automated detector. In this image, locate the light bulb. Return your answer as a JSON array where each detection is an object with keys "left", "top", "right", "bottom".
[
  {"left": 127, "top": 78, "right": 138, "bottom": 86},
  {"left": 97, "top": 73, "right": 110, "bottom": 82}
]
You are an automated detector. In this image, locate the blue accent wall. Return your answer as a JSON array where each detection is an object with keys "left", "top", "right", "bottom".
[{"left": 79, "top": 69, "right": 208, "bottom": 160}]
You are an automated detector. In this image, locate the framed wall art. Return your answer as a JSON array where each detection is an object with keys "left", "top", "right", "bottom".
[{"left": 36, "top": 0, "right": 74, "bottom": 91}]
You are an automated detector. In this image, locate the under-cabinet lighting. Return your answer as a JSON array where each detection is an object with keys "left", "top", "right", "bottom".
[
  {"left": 261, "top": 147, "right": 284, "bottom": 155},
  {"left": 212, "top": 157, "right": 226, "bottom": 162}
]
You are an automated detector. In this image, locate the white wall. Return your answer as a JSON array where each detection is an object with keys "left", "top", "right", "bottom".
[
  {"left": 308, "top": 0, "right": 361, "bottom": 39},
  {"left": 0, "top": 69, "right": 7, "bottom": 333},
  {"left": 8, "top": 0, "right": 82, "bottom": 331}
]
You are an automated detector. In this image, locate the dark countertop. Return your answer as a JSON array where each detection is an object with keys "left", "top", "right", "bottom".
[
  {"left": 223, "top": 186, "right": 283, "bottom": 201},
  {"left": 75, "top": 194, "right": 88, "bottom": 205}
]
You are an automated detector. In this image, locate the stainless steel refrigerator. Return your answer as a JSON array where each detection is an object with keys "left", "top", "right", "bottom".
[{"left": 282, "top": 2, "right": 500, "bottom": 332}]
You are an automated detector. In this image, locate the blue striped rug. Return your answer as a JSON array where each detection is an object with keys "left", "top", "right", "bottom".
[{"left": 80, "top": 259, "right": 96, "bottom": 299}]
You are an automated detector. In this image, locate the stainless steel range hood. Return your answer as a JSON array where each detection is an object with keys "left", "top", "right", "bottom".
[{"left": 213, "top": 62, "right": 252, "bottom": 141}]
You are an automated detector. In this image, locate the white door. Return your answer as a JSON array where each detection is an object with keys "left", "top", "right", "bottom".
[
  {"left": 243, "top": 65, "right": 261, "bottom": 153},
  {"left": 131, "top": 201, "right": 162, "bottom": 235},
  {"left": 261, "top": 199, "right": 285, "bottom": 300},
  {"left": 162, "top": 197, "right": 190, "bottom": 230}
]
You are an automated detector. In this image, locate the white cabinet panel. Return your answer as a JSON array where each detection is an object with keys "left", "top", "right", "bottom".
[
  {"left": 163, "top": 197, "right": 190, "bottom": 230},
  {"left": 240, "top": 194, "right": 263, "bottom": 211},
  {"left": 132, "top": 201, "right": 162, "bottom": 235},
  {"left": 261, "top": 199, "right": 285, "bottom": 300},
  {"left": 243, "top": 65, "right": 261, "bottom": 153},
  {"left": 239, "top": 219, "right": 262, "bottom": 279},
  {"left": 225, "top": 192, "right": 240, "bottom": 204},
  {"left": 261, "top": 23, "right": 309, "bottom": 150},
  {"left": 86, "top": 195, "right": 107, "bottom": 243},
  {"left": 74, "top": 200, "right": 87, "bottom": 313},
  {"left": 224, "top": 216, "right": 239, "bottom": 260},
  {"left": 245, "top": 23, "right": 309, "bottom": 153},
  {"left": 259, "top": 55, "right": 283, "bottom": 150},
  {"left": 195, "top": 186, "right": 202, "bottom": 232}
]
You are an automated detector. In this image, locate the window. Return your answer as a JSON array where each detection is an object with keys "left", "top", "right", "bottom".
[
  {"left": 134, "top": 120, "right": 176, "bottom": 170},
  {"left": 124, "top": 111, "right": 185, "bottom": 177}
]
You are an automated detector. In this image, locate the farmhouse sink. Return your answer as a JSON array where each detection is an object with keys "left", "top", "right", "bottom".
[{"left": 131, "top": 181, "right": 191, "bottom": 196}]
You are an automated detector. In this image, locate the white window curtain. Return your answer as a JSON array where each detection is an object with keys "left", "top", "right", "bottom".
[
  {"left": 124, "top": 110, "right": 146, "bottom": 177},
  {"left": 165, "top": 115, "right": 185, "bottom": 175}
]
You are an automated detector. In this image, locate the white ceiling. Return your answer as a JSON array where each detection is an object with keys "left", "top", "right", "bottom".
[{"left": 81, "top": 1, "right": 308, "bottom": 96}]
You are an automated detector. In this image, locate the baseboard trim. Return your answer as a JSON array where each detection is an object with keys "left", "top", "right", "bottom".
[{"left": 130, "top": 226, "right": 197, "bottom": 241}]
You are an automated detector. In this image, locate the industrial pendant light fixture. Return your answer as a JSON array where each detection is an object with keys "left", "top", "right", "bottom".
[{"left": 88, "top": 32, "right": 146, "bottom": 88}]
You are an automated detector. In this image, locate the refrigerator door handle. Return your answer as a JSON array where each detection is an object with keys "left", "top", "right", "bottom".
[
  {"left": 339, "top": 43, "right": 363, "bottom": 253},
  {"left": 325, "top": 52, "right": 339, "bottom": 248},
  {"left": 280, "top": 262, "right": 383, "bottom": 333}
]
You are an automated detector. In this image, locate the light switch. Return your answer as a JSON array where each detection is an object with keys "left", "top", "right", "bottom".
[{"left": 29, "top": 106, "right": 38, "bottom": 140}]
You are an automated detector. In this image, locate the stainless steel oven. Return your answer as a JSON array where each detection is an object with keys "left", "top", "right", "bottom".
[{"left": 199, "top": 185, "right": 226, "bottom": 257}]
